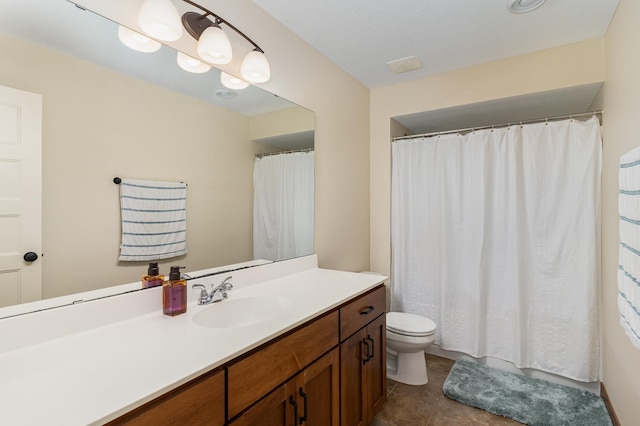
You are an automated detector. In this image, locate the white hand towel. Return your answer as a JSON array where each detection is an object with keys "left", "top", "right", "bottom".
[
  {"left": 119, "top": 179, "right": 187, "bottom": 262},
  {"left": 618, "top": 147, "right": 640, "bottom": 350}
]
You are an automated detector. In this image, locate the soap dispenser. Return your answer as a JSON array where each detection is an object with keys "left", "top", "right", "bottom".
[
  {"left": 142, "top": 262, "right": 164, "bottom": 289},
  {"left": 163, "top": 266, "right": 187, "bottom": 316}
]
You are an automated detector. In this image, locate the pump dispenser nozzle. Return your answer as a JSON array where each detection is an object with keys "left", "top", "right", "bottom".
[
  {"left": 169, "top": 266, "right": 185, "bottom": 281},
  {"left": 148, "top": 262, "right": 159, "bottom": 276},
  {"left": 142, "top": 262, "right": 164, "bottom": 289}
]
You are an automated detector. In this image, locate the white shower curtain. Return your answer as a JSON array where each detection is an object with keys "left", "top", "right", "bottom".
[
  {"left": 253, "top": 151, "right": 314, "bottom": 261},
  {"left": 391, "top": 117, "right": 602, "bottom": 382}
]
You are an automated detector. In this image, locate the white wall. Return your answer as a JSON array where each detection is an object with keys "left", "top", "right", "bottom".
[{"left": 602, "top": 0, "right": 640, "bottom": 423}]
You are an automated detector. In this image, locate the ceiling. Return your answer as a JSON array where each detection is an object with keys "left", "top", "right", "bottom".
[
  {"left": 253, "top": 0, "right": 620, "bottom": 89},
  {"left": 253, "top": 0, "right": 618, "bottom": 134},
  {"left": 3, "top": 1, "right": 620, "bottom": 134},
  {"left": 393, "top": 82, "right": 603, "bottom": 135}
]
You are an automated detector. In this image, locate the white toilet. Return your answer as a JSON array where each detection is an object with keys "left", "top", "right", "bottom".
[{"left": 386, "top": 312, "right": 437, "bottom": 385}]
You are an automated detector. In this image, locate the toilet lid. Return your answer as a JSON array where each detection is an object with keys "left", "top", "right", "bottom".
[{"left": 386, "top": 312, "right": 436, "bottom": 337}]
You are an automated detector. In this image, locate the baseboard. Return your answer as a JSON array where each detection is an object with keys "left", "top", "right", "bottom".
[{"left": 600, "top": 382, "right": 621, "bottom": 426}]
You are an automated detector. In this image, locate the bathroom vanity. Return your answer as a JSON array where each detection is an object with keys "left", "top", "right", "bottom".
[{"left": 0, "top": 255, "right": 387, "bottom": 425}]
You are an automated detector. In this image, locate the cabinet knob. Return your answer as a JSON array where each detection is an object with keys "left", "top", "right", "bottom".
[
  {"left": 359, "top": 305, "right": 375, "bottom": 315},
  {"left": 289, "top": 396, "right": 299, "bottom": 424},
  {"left": 367, "top": 335, "right": 375, "bottom": 360},
  {"left": 299, "top": 388, "right": 308, "bottom": 424},
  {"left": 363, "top": 338, "right": 371, "bottom": 364}
]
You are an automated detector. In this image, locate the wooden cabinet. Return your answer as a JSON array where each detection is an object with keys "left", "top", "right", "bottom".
[
  {"left": 231, "top": 348, "right": 340, "bottom": 426},
  {"left": 227, "top": 311, "right": 339, "bottom": 420},
  {"left": 106, "top": 368, "right": 225, "bottom": 426},
  {"left": 229, "top": 379, "right": 295, "bottom": 426},
  {"left": 107, "top": 285, "right": 386, "bottom": 426},
  {"left": 295, "top": 347, "right": 340, "bottom": 425},
  {"left": 340, "top": 286, "right": 386, "bottom": 426}
]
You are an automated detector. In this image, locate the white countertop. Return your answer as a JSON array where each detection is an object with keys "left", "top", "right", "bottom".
[{"left": 0, "top": 256, "right": 386, "bottom": 425}]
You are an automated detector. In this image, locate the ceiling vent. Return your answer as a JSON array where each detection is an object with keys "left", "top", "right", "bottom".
[{"left": 386, "top": 56, "right": 423, "bottom": 74}]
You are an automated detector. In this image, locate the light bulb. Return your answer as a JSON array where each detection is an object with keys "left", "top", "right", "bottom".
[
  {"left": 138, "top": 0, "right": 182, "bottom": 41},
  {"left": 220, "top": 72, "right": 249, "bottom": 90},
  {"left": 118, "top": 25, "right": 161, "bottom": 53},
  {"left": 177, "top": 52, "right": 211, "bottom": 73},
  {"left": 241, "top": 50, "right": 270, "bottom": 83},
  {"left": 197, "top": 25, "right": 232, "bottom": 65}
]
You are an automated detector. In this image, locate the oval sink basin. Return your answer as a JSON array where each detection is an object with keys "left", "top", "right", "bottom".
[{"left": 192, "top": 296, "right": 291, "bottom": 328}]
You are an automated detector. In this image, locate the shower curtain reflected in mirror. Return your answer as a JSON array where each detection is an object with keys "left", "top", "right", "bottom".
[
  {"left": 391, "top": 117, "right": 602, "bottom": 382},
  {"left": 253, "top": 150, "right": 314, "bottom": 261}
]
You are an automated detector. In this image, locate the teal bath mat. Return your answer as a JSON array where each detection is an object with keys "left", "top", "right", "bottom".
[{"left": 442, "top": 360, "right": 612, "bottom": 426}]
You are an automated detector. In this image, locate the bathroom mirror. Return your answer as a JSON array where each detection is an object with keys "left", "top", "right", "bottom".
[{"left": 0, "top": 0, "right": 314, "bottom": 313}]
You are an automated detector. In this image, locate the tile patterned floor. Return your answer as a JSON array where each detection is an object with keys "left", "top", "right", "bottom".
[{"left": 372, "top": 354, "right": 523, "bottom": 426}]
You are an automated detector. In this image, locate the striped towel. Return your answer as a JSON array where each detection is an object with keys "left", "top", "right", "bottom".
[
  {"left": 618, "top": 147, "right": 640, "bottom": 350},
  {"left": 118, "top": 179, "right": 187, "bottom": 262}
]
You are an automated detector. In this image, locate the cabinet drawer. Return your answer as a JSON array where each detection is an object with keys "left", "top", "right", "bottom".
[
  {"left": 339, "top": 285, "right": 385, "bottom": 341},
  {"left": 107, "top": 368, "right": 225, "bottom": 426},
  {"left": 227, "top": 310, "right": 339, "bottom": 419}
]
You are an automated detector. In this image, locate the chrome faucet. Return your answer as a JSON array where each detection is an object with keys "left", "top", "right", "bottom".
[{"left": 192, "top": 276, "right": 233, "bottom": 305}]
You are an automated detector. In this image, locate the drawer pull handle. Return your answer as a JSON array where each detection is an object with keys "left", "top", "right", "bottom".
[
  {"left": 359, "top": 305, "right": 375, "bottom": 315},
  {"left": 363, "top": 338, "right": 371, "bottom": 364},
  {"left": 367, "top": 335, "right": 375, "bottom": 360},
  {"left": 289, "top": 396, "right": 299, "bottom": 425},
  {"left": 299, "top": 388, "right": 308, "bottom": 424}
]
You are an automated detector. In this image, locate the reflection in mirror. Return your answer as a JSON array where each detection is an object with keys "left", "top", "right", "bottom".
[{"left": 0, "top": 0, "right": 314, "bottom": 313}]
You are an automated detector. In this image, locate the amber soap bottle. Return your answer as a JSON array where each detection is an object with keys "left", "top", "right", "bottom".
[
  {"left": 163, "top": 266, "right": 187, "bottom": 316},
  {"left": 142, "top": 262, "right": 164, "bottom": 289}
]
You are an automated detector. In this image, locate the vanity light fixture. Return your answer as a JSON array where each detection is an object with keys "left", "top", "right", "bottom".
[
  {"left": 240, "top": 49, "right": 271, "bottom": 84},
  {"left": 117, "top": 25, "right": 162, "bottom": 53},
  {"left": 177, "top": 51, "right": 212, "bottom": 73},
  {"left": 194, "top": 21, "right": 232, "bottom": 65},
  {"left": 220, "top": 72, "right": 250, "bottom": 90},
  {"left": 507, "top": 0, "right": 547, "bottom": 14},
  {"left": 138, "top": 0, "right": 183, "bottom": 41},
  {"left": 134, "top": 0, "right": 271, "bottom": 83}
]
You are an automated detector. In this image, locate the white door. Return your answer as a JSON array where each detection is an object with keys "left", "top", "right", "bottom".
[{"left": 0, "top": 85, "right": 42, "bottom": 307}]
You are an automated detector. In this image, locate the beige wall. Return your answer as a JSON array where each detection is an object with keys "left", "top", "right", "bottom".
[
  {"left": 602, "top": 0, "right": 640, "bottom": 423},
  {"left": 250, "top": 107, "right": 314, "bottom": 142},
  {"left": 370, "top": 38, "right": 606, "bottom": 279},
  {"left": 77, "top": 0, "right": 372, "bottom": 273},
  {"left": 1, "top": 34, "right": 263, "bottom": 298},
  {"left": 4, "top": 0, "right": 372, "bottom": 299}
]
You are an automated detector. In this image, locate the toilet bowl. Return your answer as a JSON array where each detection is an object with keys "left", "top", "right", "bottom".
[{"left": 386, "top": 312, "right": 436, "bottom": 385}]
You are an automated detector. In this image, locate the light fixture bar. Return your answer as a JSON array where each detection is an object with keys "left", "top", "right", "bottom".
[{"left": 181, "top": 0, "right": 264, "bottom": 53}]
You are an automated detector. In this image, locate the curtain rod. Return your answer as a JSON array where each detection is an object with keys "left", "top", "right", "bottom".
[
  {"left": 392, "top": 110, "right": 603, "bottom": 142},
  {"left": 255, "top": 147, "right": 314, "bottom": 158}
]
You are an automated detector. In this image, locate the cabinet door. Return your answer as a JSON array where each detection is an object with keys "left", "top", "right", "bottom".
[
  {"left": 295, "top": 347, "right": 340, "bottom": 426},
  {"left": 364, "top": 314, "right": 386, "bottom": 424},
  {"left": 230, "top": 380, "right": 297, "bottom": 426},
  {"left": 228, "top": 311, "right": 339, "bottom": 419},
  {"left": 232, "top": 348, "right": 340, "bottom": 426},
  {"left": 340, "top": 328, "right": 367, "bottom": 426}
]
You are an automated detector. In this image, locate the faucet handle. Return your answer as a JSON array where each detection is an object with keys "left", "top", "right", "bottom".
[
  {"left": 191, "top": 284, "right": 208, "bottom": 303},
  {"left": 221, "top": 276, "right": 233, "bottom": 291}
]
